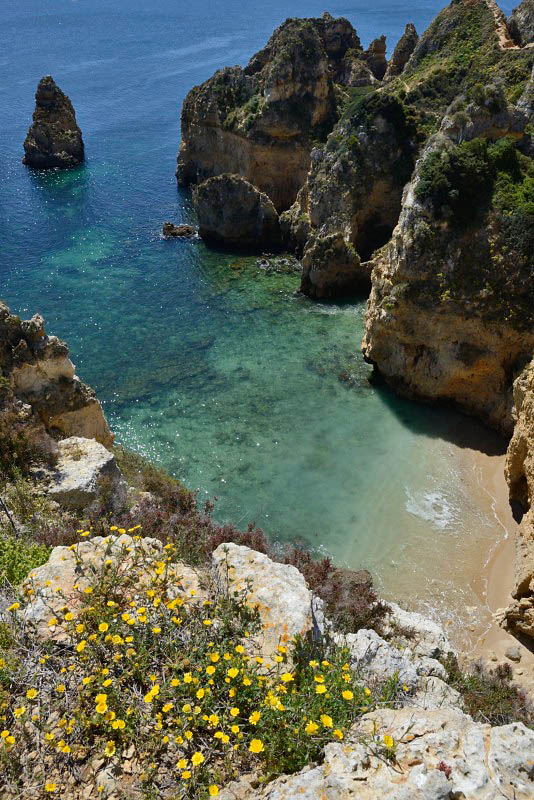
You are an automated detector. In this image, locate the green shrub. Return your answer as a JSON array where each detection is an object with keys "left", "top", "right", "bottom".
[
  {"left": 442, "top": 655, "right": 533, "bottom": 728},
  {"left": 0, "top": 536, "right": 50, "bottom": 585}
]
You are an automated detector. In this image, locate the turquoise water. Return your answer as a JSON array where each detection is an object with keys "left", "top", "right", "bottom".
[{"left": 0, "top": 1, "right": 514, "bottom": 637}]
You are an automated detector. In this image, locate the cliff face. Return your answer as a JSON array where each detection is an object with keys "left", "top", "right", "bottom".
[
  {"left": 0, "top": 301, "right": 112, "bottom": 447},
  {"left": 508, "top": 0, "right": 534, "bottom": 46},
  {"left": 504, "top": 360, "right": 534, "bottom": 637},
  {"left": 177, "top": 14, "right": 377, "bottom": 211},
  {"left": 362, "top": 76, "right": 534, "bottom": 433},
  {"left": 23, "top": 76, "right": 84, "bottom": 169}
]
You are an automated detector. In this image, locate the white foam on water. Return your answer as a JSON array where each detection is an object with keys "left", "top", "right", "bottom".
[{"left": 405, "top": 487, "right": 458, "bottom": 531}]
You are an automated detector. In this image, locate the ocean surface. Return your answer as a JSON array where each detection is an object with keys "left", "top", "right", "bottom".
[{"left": 0, "top": 0, "right": 516, "bottom": 640}]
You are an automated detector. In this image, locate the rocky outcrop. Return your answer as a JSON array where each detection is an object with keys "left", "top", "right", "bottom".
[
  {"left": 47, "top": 437, "right": 127, "bottom": 512},
  {"left": 227, "top": 707, "right": 534, "bottom": 799},
  {"left": 21, "top": 533, "right": 202, "bottom": 641},
  {"left": 193, "top": 174, "right": 281, "bottom": 249},
  {"left": 362, "top": 80, "right": 534, "bottom": 433},
  {"left": 0, "top": 301, "right": 113, "bottom": 447},
  {"left": 364, "top": 36, "right": 387, "bottom": 80},
  {"left": 161, "top": 222, "right": 197, "bottom": 238},
  {"left": 508, "top": 0, "right": 534, "bottom": 46},
  {"left": 23, "top": 76, "right": 84, "bottom": 169},
  {"left": 212, "top": 542, "right": 312, "bottom": 662},
  {"left": 300, "top": 232, "right": 369, "bottom": 298},
  {"left": 504, "top": 360, "right": 534, "bottom": 637},
  {"left": 177, "top": 14, "right": 375, "bottom": 211},
  {"left": 384, "top": 23, "right": 419, "bottom": 79}
]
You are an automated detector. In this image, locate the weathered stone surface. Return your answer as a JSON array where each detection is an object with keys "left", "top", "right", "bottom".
[
  {"left": 385, "top": 23, "right": 419, "bottom": 79},
  {"left": 364, "top": 36, "right": 387, "bottom": 80},
  {"left": 21, "top": 533, "right": 202, "bottom": 640},
  {"left": 240, "top": 707, "right": 534, "bottom": 799},
  {"left": 508, "top": 0, "right": 534, "bottom": 46},
  {"left": 162, "top": 222, "right": 197, "bottom": 238},
  {"left": 212, "top": 543, "right": 312, "bottom": 662},
  {"left": 504, "top": 359, "right": 534, "bottom": 638},
  {"left": 0, "top": 301, "right": 113, "bottom": 448},
  {"left": 300, "top": 232, "right": 369, "bottom": 299},
  {"left": 362, "top": 80, "right": 534, "bottom": 434},
  {"left": 380, "top": 601, "right": 454, "bottom": 659},
  {"left": 177, "top": 14, "right": 373, "bottom": 212},
  {"left": 46, "top": 437, "right": 127, "bottom": 511},
  {"left": 408, "top": 675, "right": 463, "bottom": 711},
  {"left": 341, "top": 628, "right": 420, "bottom": 688},
  {"left": 23, "top": 76, "right": 84, "bottom": 169},
  {"left": 193, "top": 174, "right": 281, "bottom": 249}
]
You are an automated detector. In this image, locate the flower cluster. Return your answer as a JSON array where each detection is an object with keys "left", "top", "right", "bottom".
[{"left": 0, "top": 528, "right": 397, "bottom": 799}]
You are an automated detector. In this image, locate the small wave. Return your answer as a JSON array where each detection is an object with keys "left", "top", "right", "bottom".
[{"left": 405, "top": 487, "right": 458, "bottom": 531}]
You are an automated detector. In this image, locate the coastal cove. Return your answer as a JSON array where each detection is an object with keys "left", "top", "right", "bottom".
[{"left": 0, "top": 0, "right": 522, "bottom": 654}]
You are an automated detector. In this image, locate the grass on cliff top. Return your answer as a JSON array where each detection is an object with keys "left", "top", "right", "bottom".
[{"left": 0, "top": 532, "right": 403, "bottom": 799}]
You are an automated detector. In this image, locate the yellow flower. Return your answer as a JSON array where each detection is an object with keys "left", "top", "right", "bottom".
[
  {"left": 76, "top": 624, "right": 85, "bottom": 634},
  {"left": 65, "top": 612, "right": 74, "bottom": 621},
  {"left": 182, "top": 703, "right": 192, "bottom": 713},
  {"left": 383, "top": 734, "right": 394, "bottom": 749},
  {"left": 152, "top": 627, "right": 161, "bottom": 634},
  {"left": 171, "top": 678, "right": 180, "bottom": 687},
  {"left": 315, "top": 684, "right": 327, "bottom": 694},
  {"left": 342, "top": 690, "right": 354, "bottom": 700},
  {"left": 280, "top": 672, "right": 294, "bottom": 683},
  {"left": 191, "top": 751, "right": 204, "bottom": 766},
  {"left": 209, "top": 786, "right": 219, "bottom": 796},
  {"left": 177, "top": 758, "right": 187, "bottom": 769},
  {"left": 44, "top": 783, "right": 57, "bottom": 793},
  {"left": 206, "top": 665, "right": 216, "bottom": 675},
  {"left": 249, "top": 739, "right": 264, "bottom": 754},
  {"left": 235, "top": 645, "right": 244, "bottom": 654},
  {"left": 230, "top": 707, "right": 239, "bottom": 717},
  {"left": 203, "top": 619, "right": 212, "bottom": 626},
  {"left": 7, "top": 602, "right": 20, "bottom": 612},
  {"left": 181, "top": 771, "right": 191, "bottom": 780},
  {"left": 111, "top": 719, "right": 125, "bottom": 730},
  {"left": 231, "top": 724, "right": 239, "bottom": 733},
  {"left": 76, "top": 640, "right": 87, "bottom": 653},
  {"left": 227, "top": 667, "right": 238, "bottom": 679},
  {"left": 249, "top": 711, "right": 261, "bottom": 725},
  {"left": 185, "top": 730, "right": 193, "bottom": 740},
  {"left": 102, "top": 679, "right": 112, "bottom": 687},
  {"left": 196, "top": 688, "right": 205, "bottom": 700},
  {"left": 26, "top": 689, "right": 38, "bottom": 700},
  {"left": 364, "top": 688, "right": 371, "bottom": 696},
  {"left": 333, "top": 729, "right": 344, "bottom": 740},
  {"left": 98, "top": 622, "right": 109, "bottom": 633},
  {"left": 320, "top": 714, "right": 333, "bottom": 728},
  {"left": 305, "top": 720, "right": 318, "bottom": 735},
  {"left": 104, "top": 740, "right": 116, "bottom": 757},
  {"left": 309, "top": 660, "right": 318, "bottom": 668},
  {"left": 14, "top": 706, "right": 26, "bottom": 718},
  {"left": 210, "top": 653, "right": 220, "bottom": 662},
  {"left": 184, "top": 672, "right": 193, "bottom": 684},
  {"left": 47, "top": 618, "right": 58, "bottom": 628},
  {"left": 208, "top": 713, "right": 219, "bottom": 726}
]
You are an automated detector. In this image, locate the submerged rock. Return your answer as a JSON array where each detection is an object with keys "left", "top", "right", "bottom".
[
  {"left": 23, "top": 76, "right": 84, "bottom": 169},
  {"left": 193, "top": 174, "right": 281, "bottom": 249},
  {"left": 162, "top": 222, "right": 197, "bottom": 238}
]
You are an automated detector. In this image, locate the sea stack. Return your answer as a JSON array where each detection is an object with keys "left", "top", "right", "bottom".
[{"left": 23, "top": 75, "right": 84, "bottom": 169}]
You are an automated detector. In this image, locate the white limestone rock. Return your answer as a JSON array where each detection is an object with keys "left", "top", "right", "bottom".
[
  {"left": 380, "top": 601, "right": 455, "bottom": 658},
  {"left": 212, "top": 543, "right": 313, "bottom": 663},
  {"left": 46, "top": 436, "right": 127, "bottom": 511}
]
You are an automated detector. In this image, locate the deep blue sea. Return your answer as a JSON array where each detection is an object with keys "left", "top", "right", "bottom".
[{"left": 0, "top": 0, "right": 515, "bottom": 638}]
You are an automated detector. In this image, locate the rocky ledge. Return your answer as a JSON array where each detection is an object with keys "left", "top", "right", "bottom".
[
  {"left": 0, "top": 301, "right": 112, "bottom": 447},
  {"left": 23, "top": 76, "right": 84, "bottom": 169}
]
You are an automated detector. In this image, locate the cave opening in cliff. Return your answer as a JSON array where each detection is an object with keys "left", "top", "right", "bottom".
[{"left": 355, "top": 222, "right": 394, "bottom": 263}]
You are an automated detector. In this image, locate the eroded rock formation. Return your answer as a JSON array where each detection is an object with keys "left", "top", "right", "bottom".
[
  {"left": 0, "top": 301, "right": 113, "bottom": 447},
  {"left": 362, "top": 77, "right": 534, "bottom": 433},
  {"left": 364, "top": 36, "right": 387, "bottom": 80},
  {"left": 508, "top": 0, "right": 534, "bottom": 46},
  {"left": 177, "top": 14, "right": 376, "bottom": 211},
  {"left": 193, "top": 173, "right": 281, "bottom": 249},
  {"left": 300, "top": 232, "right": 369, "bottom": 299},
  {"left": 504, "top": 360, "right": 534, "bottom": 637},
  {"left": 384, "top": 23, "right": 419, "bottom": 79},
  {"left": 23, "top": 76, "right": 84, "bottom": 169}
]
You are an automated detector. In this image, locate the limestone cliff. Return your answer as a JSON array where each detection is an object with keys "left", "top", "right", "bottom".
[
  {"left": 508, "top": 0, "right": 534, "bottom": 46},
  {"left": 384, "top": 23, "right": 419, "bottom": 80},
  {"left": 0, "top": 301, "right": 112, "bottom": 447},
  {"left": 177, "top": 13, "right": 375, "bottom": 211},
  {"left": 504, "top": 360, "right": 534, "bottom": 637},
  {"left": 23, "top": 76, "right": 84, "bottom": 169},
  {"left": 362, "top": 77, "right": 534, "bottom": 433}
]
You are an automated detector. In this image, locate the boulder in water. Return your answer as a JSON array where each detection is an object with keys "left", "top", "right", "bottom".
[{"left": 23, "top": 75, "right": 84, "bottom": 169}]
